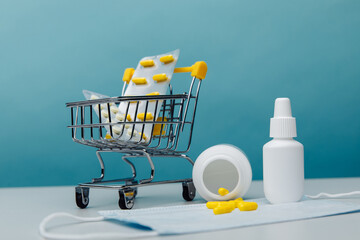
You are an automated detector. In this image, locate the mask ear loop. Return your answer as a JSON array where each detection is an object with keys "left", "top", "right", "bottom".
[
  {"left": 306, "top": 191, "right": 360, "bottom": 199},
  {"left": 39, "top": 212, "right": 158, "bottom": 239}
]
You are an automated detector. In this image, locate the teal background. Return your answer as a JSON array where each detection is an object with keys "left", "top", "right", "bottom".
[{"left": 1, "top": 0, "right": 359, "bottom": 187}]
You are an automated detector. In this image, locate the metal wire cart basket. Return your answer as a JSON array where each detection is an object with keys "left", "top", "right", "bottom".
[{"left": 66, "top": 61, "right": 207, "bottom": 209}]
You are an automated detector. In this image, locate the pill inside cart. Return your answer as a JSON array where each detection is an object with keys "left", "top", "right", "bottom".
[
  {"left": 110, "top": 106, "right": 119, "bottom": 114},
  {"left": 113, "top": 126, "right": 122, "bottom": 135},
  {"left": 101, "top": 110, "right": 109, "bottom": 118},
  {"left": 90, "top": 95, "right": 100, "bottom": 100},
  {"left": 116, "top": 114, "right": 125, "bottom": 121}
]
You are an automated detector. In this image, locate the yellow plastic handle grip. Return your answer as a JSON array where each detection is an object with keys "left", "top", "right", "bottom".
[{"left": 174, "top": 61, "right": 207, "bottom": 80}]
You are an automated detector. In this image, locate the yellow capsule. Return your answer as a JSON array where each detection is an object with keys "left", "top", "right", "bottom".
[
  {"left": 218, "top": 201, "right": 236, "bottom": 210},
  {"left": 152, "top": 117, "right": 167, "bottom": 136},
  {"left": 127, "top": 129, "right": 138, "bottom": 137},
  {"left": 138, "top": 132, "right": 147, "bottom": 140},
  {"left": 213, "top": 206, "right": 234, "bottom": 215},
  {"left": 116, "top": 114, "right": 125, "bottom": 122},
  {"left": 153, "top": 73, "right": 168, "bottom": 82},
  {"left": 237, "top": 201, "right": 258, "bottom": 211},
  {"left": 218, "top": 188, "right": 229, "bottom": 196},
  {"left": 146, "top": 91, "right": 160, "bottom": 96},
  {"left": 122, "top": 68, "right": 135, "bottom": 84},
  {"left": 206, "top": 201, "right": 220, "bottom": 209},
  {"left": 140, "top": 59, "right": 155, "bottom": 67},
  {"left": 160, "top": 55, "right": 174, "bottom": 64},
  {"left": 227, "top": 201, "right": 237, "bottom": 210},
  {"left": 137, "top": 112, "right": 154, "bottom": 121},
  {"left": 132, "top": 78, "right": 147, "bottom": 85},
  {"left": 124, "top": 95, "right": 139, "bottom": 104},
  {"left": 100, "top": 104, "right": 107, "bottom": 110},
  {"left": 101, "top": 110, "right": 109, "bottom": 118},
  {"left": 90, "top": 95, "right": 99, "bottom": 100},
  {"left": 126, "top": 114, "right": 132, "bottom": 122},
  {"left": 105, "top": 133, "right": 112, "bottom": 139},
  {"left": 110, "top": 106, "right": 119, "bottom": 114},
  {"left": 112, "top": 126, "right": 122, "bottom": 135},
  {"left": 235, "top": 198, "right": 243, "bottom": 202},
  {"left": 146, "top": 92, "right": 160, "bottom": 102}
]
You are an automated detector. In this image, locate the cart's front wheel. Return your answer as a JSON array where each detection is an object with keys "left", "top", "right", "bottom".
[
  {"left": 182, "top": 181, "right": 196, "bottom": 201},
  {"left": 75, "top": 187, "right": 89, "bottom": 209},
  {"left": 118, "top": 188, "right": 136, "bottom": 209}
]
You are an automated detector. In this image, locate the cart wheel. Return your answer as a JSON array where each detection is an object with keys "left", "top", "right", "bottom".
[
  {"left": 182, "top": 181, "right": 196, "bottom": 201},
  {"left": 125, "top": 180, "right": 138, "bottom": 198},
  {"left": 118, "top": 188, "right": 136, "bottom": 210},
  {"left": 75, "top": 187, "right": 89, "bottom": 209}
]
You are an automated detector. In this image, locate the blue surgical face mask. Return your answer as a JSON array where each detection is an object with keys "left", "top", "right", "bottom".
[{"left": 39, "top": 197, "right": 360, "bottom": 239}]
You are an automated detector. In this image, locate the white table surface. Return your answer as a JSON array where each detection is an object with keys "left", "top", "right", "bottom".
[{"left": 0, "top": 178, "right": 359, "bottom": 240}]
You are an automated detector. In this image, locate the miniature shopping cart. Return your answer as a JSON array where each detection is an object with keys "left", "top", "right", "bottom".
[{"left": 66, "top": 61, "right": 207, "bottom": 209}]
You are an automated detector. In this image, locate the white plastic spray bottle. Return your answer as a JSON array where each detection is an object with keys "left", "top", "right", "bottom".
[{"left": 263, "top": 98, "right": 304, "bottom": 204}]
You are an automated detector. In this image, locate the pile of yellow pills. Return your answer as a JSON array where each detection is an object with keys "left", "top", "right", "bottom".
[{"left": 206, "top": 197, "right": 258, "bottom": 215}]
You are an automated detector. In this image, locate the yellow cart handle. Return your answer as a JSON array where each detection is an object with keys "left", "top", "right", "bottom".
[
  {"left": 122, "top": 61, "right": 207, "bottom": 84},
  {"left": 174, "top": 61, "right": 207, "bottom": 80}
]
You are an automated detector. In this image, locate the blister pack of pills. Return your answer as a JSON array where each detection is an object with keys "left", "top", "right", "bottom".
[
  {"left": 118, "top": 49, "right": 180, "bottom": 141},
  {"left": 82, "top": 50, "right": 180, "bottom": 143},
  {"left": 83, "top": 90, "right": 144, "bottom": 142}
]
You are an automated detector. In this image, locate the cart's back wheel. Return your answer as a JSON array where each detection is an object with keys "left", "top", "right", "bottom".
[
  {"left": 118, "top": 188, "right": 135, "bottom": 210},
  {"left": 75, "top": 187, "right": 89, "bottom": 209},
  {"left": 182, "top": 181, "right": 196, "bottom": 201}
]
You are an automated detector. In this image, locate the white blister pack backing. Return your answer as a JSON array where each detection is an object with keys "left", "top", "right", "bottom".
[{"left": 118, "top": 49, "right": 180, "bottom": 142}]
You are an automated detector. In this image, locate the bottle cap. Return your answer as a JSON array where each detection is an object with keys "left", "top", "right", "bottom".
[{"left": 270, "top": 98, "right": 297, "bottom": 138}]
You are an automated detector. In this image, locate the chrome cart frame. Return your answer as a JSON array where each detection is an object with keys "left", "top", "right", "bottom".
[{"left": 66, "top": 62, "right": 206, "bottom": 209}]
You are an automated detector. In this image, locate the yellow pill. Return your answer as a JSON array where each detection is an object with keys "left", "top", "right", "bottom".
[
  {"left": 105, "top": 133, "right": 112, "bottom": 139},
  {"left": 137, "top": 112, "right": 154, "bottom": 121},
  {"left": 110, "top": 106, "right": 119, "bottom": 114},
  {"left": 235, "top": 198, "right": 243, "bottom": 202},
  {"left": 227, "top": 201, "right": 237, "bottom": 209},
  {"left": 237, "top": 202, "right": 258, "bottom": 211},
  {"left": 132, "top": 78, "right": 147, "bottom": 85},
  {"left": 140, "top": 59, "right": 155, "bottom": 67},
  {"left": 138, "top": 132, "right": 147, "bottom": 140},
  {"left": 122, "top": 68, "right": 135, "bottom": 84},
  {"left": 153, "top": 73, "right": 168, "bottom": 82},
  {"left": 115, "top": 114, "right": 125, "bottom": 122},
  {"left": 113, "top": 126, "right": 122, "bottom": 135},
  {"left": 101, "top": 110, "right": 109, "bottom": 118},
  {"left": 100, "top": 104, "right": 107, "bottom": 110},
  {"left": 160, "top": 55, "right": 174, "bottom": 64},
  {"left": 218, "top": 201, "right": 236, "bottom": 210},
  {"left": 90, "top": 95, "right": 99, "bottom": 100},
  {"left": 213, "top": 206, "right": 233, "bottom": 215},
  {"left": 206, "top": 201, "right": 220, "bottom": 209},
  {"left": 146, "top": 91, "right": 160, "bottom": 96},
  {"left": 218, "top": 188, "right": 229, "bottom": 196},
  {"left": 147, "top": 92, "right": 160, "bottom": 102},
  {"left": 153, "top": 117, "right": 167, "bottom": 136},
  {"left": 127, "top": 129, "right": 138, "bottom": 137},
  {"left": 126, "top": 114, "right": 132, "bottom": 122}
]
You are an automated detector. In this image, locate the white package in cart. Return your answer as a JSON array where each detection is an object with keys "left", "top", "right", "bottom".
[
  {"left": 83, "top": 90, "right": 143, "bottom": 142},
  {"left": 118, "top": 49, "right": 180, "bottom": 141}
]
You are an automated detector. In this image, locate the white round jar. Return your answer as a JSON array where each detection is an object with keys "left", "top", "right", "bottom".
[{"left": 192, "top": 144, "right": 252, "bottom": 201}]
